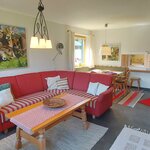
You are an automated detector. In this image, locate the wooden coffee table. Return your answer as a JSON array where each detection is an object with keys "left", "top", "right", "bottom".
[{"left": 6, "top": 93, "right": 91, "bottom": 150}]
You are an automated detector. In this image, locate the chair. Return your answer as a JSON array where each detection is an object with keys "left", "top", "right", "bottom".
[
  {"left": 130, "top": 77, "right": 141, "bottom": 90},
  {"left": 114, "top": 69, "right": 130, "bottom": 93}
]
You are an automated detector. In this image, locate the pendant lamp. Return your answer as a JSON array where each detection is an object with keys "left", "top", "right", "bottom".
[
  {"left": 101, "top": 24, "right": 111, "bottom": 55},
  {"left": 30, "top": 0, "right": 52, "bottom": 49}
]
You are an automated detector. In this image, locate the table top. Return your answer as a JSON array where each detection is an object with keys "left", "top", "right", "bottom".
[{"left": 6, "top": 93, "right": 91, "bottom": 135}]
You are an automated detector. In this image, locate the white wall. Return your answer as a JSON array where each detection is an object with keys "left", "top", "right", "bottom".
[
  {"left": 93, "top": 25, "right": 150, "bottom": 66},
  {"left": 0, "top": 9, "right": 69, "bottom": 77},
  {"left": 0, "top": 9, "right": 90, "bottom": 77},
  {"left": 93, "top": 25, "right": 150, "bottom": 88},
  {"left": 130, "top": 72, "right": 150, "bottom": 88},
  {"left": 1, "top": 9, "right": 149, "bottom": 88}
]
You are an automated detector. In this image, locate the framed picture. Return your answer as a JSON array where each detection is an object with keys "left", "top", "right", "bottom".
[
  {"left": 130, "top": 54, "right": 144, "bottom": 67},
  {"left": 0, "top": 24, "right": 27, "bottom": 69},
  {"left": 102, "top": 43, "right": 120, "bottom": 61}
]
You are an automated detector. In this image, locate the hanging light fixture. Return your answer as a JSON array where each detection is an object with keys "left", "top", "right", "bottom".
[
  {"left": 101, "top": 23, "right": 111, "bottom": 55},
  {"left": 30, "top": 0, "right": 52, "bottom": 49}
]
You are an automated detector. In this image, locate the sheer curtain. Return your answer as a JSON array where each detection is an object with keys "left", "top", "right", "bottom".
[
  {"left": 85, "top": 32, "right": 94, "bottom": 68},
  {"left": 68, "top": 30, "right": 75, "bottom": 70}
]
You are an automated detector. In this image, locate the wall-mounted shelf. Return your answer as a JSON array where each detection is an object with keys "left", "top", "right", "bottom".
[{"left": 130, "top": 69, "right": 150, "bottom": 73}]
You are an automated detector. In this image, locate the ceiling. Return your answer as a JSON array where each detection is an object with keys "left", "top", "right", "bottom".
[{"left": 0, "top": 0, "right": 150, "bottom": 30}]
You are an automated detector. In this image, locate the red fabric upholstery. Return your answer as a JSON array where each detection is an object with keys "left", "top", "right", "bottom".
[
  {"left": 0, "top": 76, "right": 21, "bottom": 98},
  {"left": 90, "top": 73, "right": 112, "bottom": 86},
  {"left": 0, "top": 122, "right": 3, "bottom": 132},
  {"left": 86, "top": 87, "right": 113, "bottom": 116},
  {"left": 15, "top": 73, "right": 44, "bottom": 96},
  {"left": 0, "top": 70, "right": 113, "bottom": 133},
  {"left": 40, "top": 70, "right": 75, "bottom": 90},
  {"left": 73, "top": 72, "right": 90, "bottom": 91},
  {"left": 0, "top": 121, "right": 15, "bottom": 132},
  {"left": 66, "top": 88, "right": 113, "bottom": 117}
]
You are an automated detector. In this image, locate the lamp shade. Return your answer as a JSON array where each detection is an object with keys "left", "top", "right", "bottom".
[
  {"left": 39, "top": 38, "right": 46, "bottom": 48},
  {"left": 30, "top": 36, "right": 38, "bottom": 48},
  {"left": 46, "top": 40, "right": 52, "bottom": 48},
  {"left": 101, "top": 44, "right": 111, "bottom": 55}
]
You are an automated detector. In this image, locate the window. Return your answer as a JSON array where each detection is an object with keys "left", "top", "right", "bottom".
[{"left": 74, "top": 35, "right": 86, "bottom": 67}]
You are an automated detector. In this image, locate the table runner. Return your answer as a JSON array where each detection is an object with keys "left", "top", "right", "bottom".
[{"left": 10, "top": 94, "right": 87, "bottom": 135}]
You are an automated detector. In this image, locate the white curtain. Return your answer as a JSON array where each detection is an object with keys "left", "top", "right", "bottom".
[
  {"left": 85, "top": 32, "right": 94, "bottom": 68},
  {"left": 68, "top": 30, "right": 75, "bottom": 70}
]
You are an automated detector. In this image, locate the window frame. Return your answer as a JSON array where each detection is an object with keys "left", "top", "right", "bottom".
[{"left": 74, "top": 34, "right": 86, "bottom": 67}]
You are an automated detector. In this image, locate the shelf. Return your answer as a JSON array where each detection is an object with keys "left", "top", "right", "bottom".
[{"left": 130, "top": 69, "right": 150, "bottom": 73}]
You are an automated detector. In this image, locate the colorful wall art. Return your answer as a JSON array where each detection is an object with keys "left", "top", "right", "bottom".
[{"left": 0, "top": 24, "right": 27, "bottom": 69}]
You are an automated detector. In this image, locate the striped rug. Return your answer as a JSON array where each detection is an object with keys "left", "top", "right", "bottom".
[{"left": 113, "top": 90, "right": 144, "bottom": 108}]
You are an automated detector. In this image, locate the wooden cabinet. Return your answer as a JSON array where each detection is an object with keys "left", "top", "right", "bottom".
[
  {"left": 144, "top": 54, "right": 150, "bottom": 68},
  {"left": 121, "top": 55, "right": 129, "bottom": 67}
]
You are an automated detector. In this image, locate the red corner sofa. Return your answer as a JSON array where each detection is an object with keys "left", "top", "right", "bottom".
[{"left": 0, "top": 70, "right": 113, "bottom": 133}]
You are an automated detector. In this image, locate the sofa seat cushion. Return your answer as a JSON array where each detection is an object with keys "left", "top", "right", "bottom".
[
  {"left": 65, "top": 90, "right": 98, "bottom": 109},
  {"left": 47, "top": 89, "right": 68, "bottom": 95},
  {"left": 0, "top": 90, "right": 66, "bottom": 123}
]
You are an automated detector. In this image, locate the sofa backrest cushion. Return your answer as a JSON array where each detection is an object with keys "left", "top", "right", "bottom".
[
  {"left": 16, "top": 73, "right": 44, "bottom": 96},
  {"left": 0, "top": 76, "right": 21, "bottom": 98},
  {"left": 40, "top": 70, "right": 75, "bottom": 90},
  {"left": 73, "top": 72, "right": 90, "bottom": 91},
  {"left": 90, "top": 73, "right": 112, "bottom": 86}
]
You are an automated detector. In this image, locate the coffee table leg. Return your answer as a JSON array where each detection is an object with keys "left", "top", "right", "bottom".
[
  {"left": 38, "top": 129, "right": 46, "bottom": 150},
  {"left": 16, "top": 127, "right": 22, "bottom": 150},
  {"left": 81, "top": 106, "right": 88, "bottom": 129}
]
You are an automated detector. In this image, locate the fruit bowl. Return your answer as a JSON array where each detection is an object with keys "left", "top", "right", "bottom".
[{"left": 43, "top": 98, "right": 66, "bottom": 108}]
